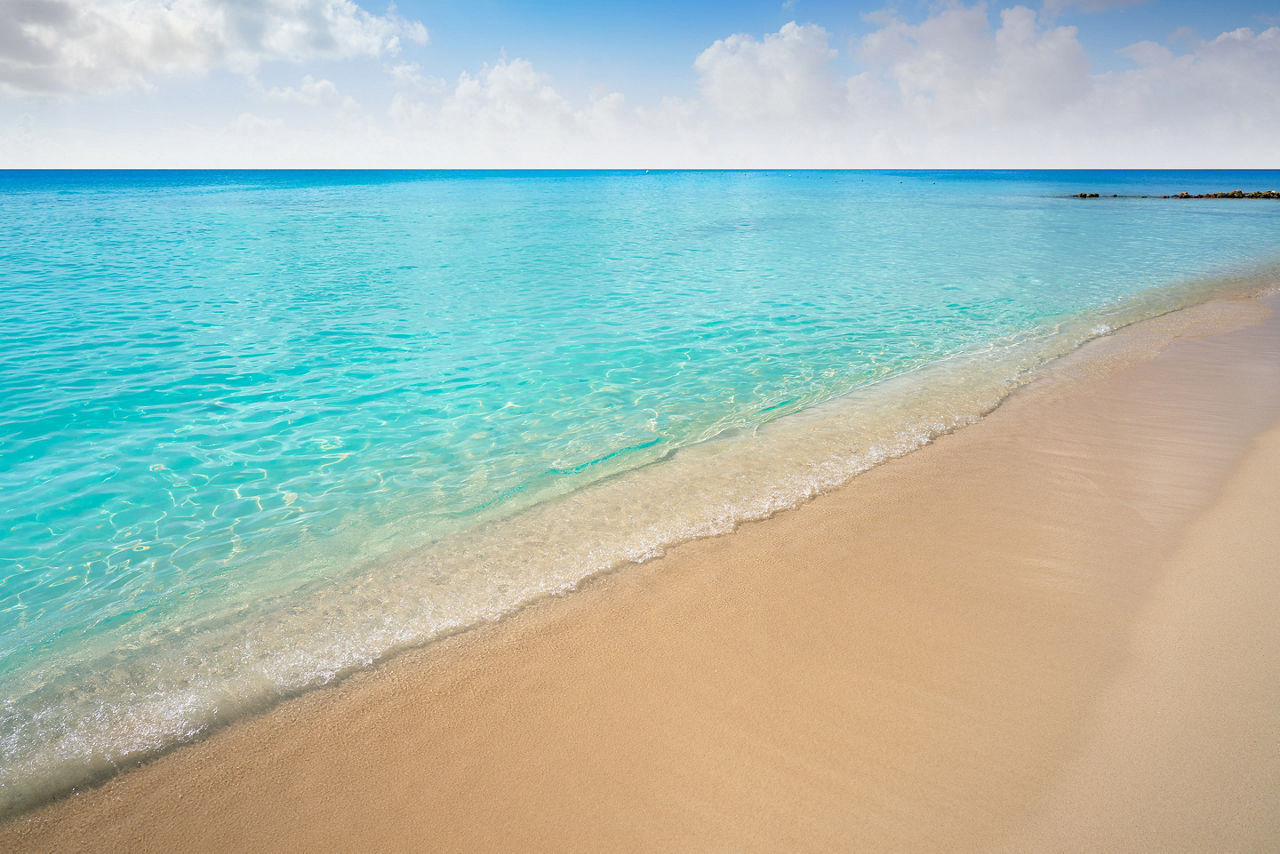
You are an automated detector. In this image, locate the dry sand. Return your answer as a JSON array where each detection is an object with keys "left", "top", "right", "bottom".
[{"left": 3, "top": 295, "right": 1280, "bottom": 852}]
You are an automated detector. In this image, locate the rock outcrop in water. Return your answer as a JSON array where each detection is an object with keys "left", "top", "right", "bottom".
[
  {"left": 1165, "top": 190, "right": 1280, "bottom": 199},
  {"left": 1073, "top": 189, "right": 1280, "bottom": 199}
]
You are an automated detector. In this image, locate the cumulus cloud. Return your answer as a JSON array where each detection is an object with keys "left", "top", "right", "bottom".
[
  {"left": 856, "top": 5, "right": 1090, "bottom": 126},
  {"left": 384, "top": 58, "right": 672, "bottom": 167},
  {"left": 695, "top": 22, "right": 839, "bottom": 122},
  {"left": 1093, "top": 25, "right": 1280, "bottom": 136},
  {"left": 443, "top": 58, "right": 574, "bottom": 136},
  {"left": 695, "top": 6, "right": 1279, "bottom": 165},
  {"left": 0, "top": 0, "right": 427, "bottom": 95},
  {"left": 688, "top": 5, "right": 1276, "bottom": 166},
  {"left": 1120, "top": 40, "right": 1174, "bottom": 66}
]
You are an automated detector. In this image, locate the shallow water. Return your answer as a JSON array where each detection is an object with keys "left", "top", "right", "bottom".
[{"left": 1, "top": 169, "right": 1278, "bottom": 813}]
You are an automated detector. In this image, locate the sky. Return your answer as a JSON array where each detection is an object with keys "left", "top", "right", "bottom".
[{"left": 1, "top": 0, "right": 1278, "bottom": 167}]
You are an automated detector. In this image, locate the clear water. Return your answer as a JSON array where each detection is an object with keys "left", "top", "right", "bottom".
[{"left": 2, "top": 169, "right": 1278, "bottom": 812}]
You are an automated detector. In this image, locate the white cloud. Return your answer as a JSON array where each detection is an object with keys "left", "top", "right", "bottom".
[
  {"left": 842, "top": 5, "right": 1279, "bottom": 165},
  {"left": 1092, "top": 25, "right": 1280, "bottom": 138},
  {"left": 258, "top": 74, "right": 356, "bottom": 111},
  {"left": 0, "top": 0, "right": 427, "bottom": 95},
  {"left": 385, "top": 62, "right": 445, "bottom": 124},
  {"left": 384, "top": 58, "right": 669, "bottom": 168},
  {"left": 443, "top": 58, "right": 575, "bottom": 136},
  {"left": 695, "top": 22, "right": 839, "bottom": 122},
  {"left": 1120, "top": 40, "right": 1174, "bottom": 66},
  {"left": 856, "top": 4, "right": 1090, "bottom": 127},
  {"left": 388, "top": 62, "right": 444, "bottom": 94}
]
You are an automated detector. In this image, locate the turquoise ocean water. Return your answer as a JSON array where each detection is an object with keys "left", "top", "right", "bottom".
[{"left": 2, "top": 170, "right": 1278, "bottom": 812}]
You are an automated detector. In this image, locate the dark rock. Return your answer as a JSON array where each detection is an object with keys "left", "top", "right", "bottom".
[
  {"left": 1170, "top": 189, "right": 1279, "bottom": 199},
  {"left": 1066, "top": 190, "right": 1278, "bottom": 200}
]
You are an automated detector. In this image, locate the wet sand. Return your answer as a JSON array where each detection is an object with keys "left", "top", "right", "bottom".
[{"left": 4, "top": 294, "right": 1280, "bottom": 852}]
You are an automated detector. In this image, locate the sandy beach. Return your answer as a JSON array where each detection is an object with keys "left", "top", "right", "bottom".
[{"left": 3, "top": 291, "right": 1280, "bottom": 852}]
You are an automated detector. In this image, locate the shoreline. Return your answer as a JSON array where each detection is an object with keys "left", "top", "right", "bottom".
[
  {"left": 4, "top": 291, "right": 1280, "bottom": 850},
  {"left": 5, "top": 166, "right": 1279, "bottom": 817}
]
